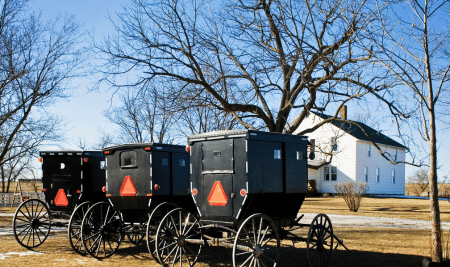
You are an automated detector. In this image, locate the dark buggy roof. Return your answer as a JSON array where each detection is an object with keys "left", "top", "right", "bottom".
[
  {"left": 188, "top": 129, "right": 308, "bottom": 143},
  {"left": 103, "top": 143, "right": 186, "bottom": 153},
  {"left": 40, "top": 150, "right": 102, "bottom": 156}
]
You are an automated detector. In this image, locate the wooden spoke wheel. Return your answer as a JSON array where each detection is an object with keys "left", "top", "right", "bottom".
[
  {"left": 232, "top": 213, "right": 280, "bottom": 267},
  {"left": 126, "top": 222, "right": 145, "bottom": 245},
  {"left": 81, "top": 202, "right": 123, "bottom": 259},
  {"left": 307, "top": 214, "right": 333, "bottom": 267},
  {"left": 13, "top": 199, "right": 52, "bottom": 249},
  {"left": 155, "top": 208, "right": 202, "bottom": 267},
  {"left": 146, "top": 202, "right": 179, "bottom": 263},
  {"left": 68, "top": 201, "right": 93, "bottom": 255}
]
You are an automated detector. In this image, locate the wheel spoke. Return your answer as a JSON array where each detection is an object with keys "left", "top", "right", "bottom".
[{"left": 182, "top": 247, "right": 193, "bottom": 266}]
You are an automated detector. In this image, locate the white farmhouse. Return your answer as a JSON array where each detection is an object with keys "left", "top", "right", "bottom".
[{"left": 293, "top": 108, "right": 407, "bottom": 195}]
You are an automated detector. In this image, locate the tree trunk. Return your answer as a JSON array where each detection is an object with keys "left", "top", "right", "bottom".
[
  {"left": 429, "top": 96, "right": 442, "bottom": 263},
  {"left": 424, "top": 6, "right": 442, "bottom": 261}
]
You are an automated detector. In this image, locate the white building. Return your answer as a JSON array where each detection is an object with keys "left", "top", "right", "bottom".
[{"left": 293, "top": 109, "right": 407, "bottom": 195}]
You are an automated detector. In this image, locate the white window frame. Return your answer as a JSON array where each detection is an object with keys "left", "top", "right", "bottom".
[
  {"left": 323, "top": 166, "right": 337, "bottom": 181},
  {"left": 392, "top": 169, "right": 395, "bottom": 184},
  {"left": 367, "top": 144, "right": 371, "bottom": 157},
  {"left": 394, "top": 150, "right": 398, "bottom": 161},
  {"left": 364, "top": 167, "right": 369, "bottom": 182},
  {"left": 376, "top": 168, "right": 380, "bottom": 183},
  {"left": 324, "top": 166, "right": 330, "bottom": 181},
  {"left": 331, "top": 166, "right": 337, "bottom": 181}
]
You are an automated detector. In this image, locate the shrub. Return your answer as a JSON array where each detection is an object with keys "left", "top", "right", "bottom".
[{"left": 333, "top": 182, "right": 369, "bottom": 212}]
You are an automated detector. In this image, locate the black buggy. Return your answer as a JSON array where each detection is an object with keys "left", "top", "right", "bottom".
[
  {"left": 80, "top": 143, "right": 196, "bottom": 260},
  {"left": 153, "top": 130, "right": 346, "bottom": 267},
  {"left": 12, "top": 150, "right": 107, "bottom": 254}
]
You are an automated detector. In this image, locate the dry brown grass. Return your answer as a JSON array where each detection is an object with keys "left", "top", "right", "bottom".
[
  {"left": 301, "top": 195, "right": 450, "bottom": 221},
  {"left": 0, "top": 196, "right": 447, "bottom": 266},
  {"left": 1, "top": 181, "right": 42, "bottom": 193}
]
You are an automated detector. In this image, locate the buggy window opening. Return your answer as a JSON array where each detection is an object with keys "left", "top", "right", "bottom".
[{"left": 120, "top": 151, "right": 137, "bottom": 168}]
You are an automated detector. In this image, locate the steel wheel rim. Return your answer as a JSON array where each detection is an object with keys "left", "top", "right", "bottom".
[
  {"left": 155, "top": 208, "right": 202, "bottom": 267},
  {"left": 81, "top": 202, "right": 122, "bottom": 259},
  {"left": 146, "top": 202, "right": 179, "bottom": 263},
  {"left": 68, "top": 201, "right": 91, "bottom": 255},
  {"left": 126, "top": 222, "right": 145, "bottom": 245},
  {"left": 13, "top": 199, "right": 51, "bottom": 248},
  {"left": 233, "top": 213, "right": 280, "bottom": 267},
  {"left": 307, "top": 214, "right": 333, "bottom": 267}
]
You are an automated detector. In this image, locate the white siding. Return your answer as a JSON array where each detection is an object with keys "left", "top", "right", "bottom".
[
  {"left": 294, "top": 113, "right": 406, "bottom": 195},
  {"left": 355, "top": 140, "right": 405, "bottom": 194}
]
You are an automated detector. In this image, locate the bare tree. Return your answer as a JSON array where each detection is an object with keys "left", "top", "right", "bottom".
[
  {"left": 0, "top": 0, "right": 85, "bottom": 192},
  {"left": 407, "top": 169, "right": 429, "bottom": 196},
  {"left": 106, "top": 84, "right": 176, "bottom": 144},
  {"left": 333, "top": 182, "right": 369, "bottom": 212},
  {"left": 94, "top": 0, "right": 398, "bottom": 137},
  {"left": 361, "top": 0, "right": 450, "bottom": 262}
]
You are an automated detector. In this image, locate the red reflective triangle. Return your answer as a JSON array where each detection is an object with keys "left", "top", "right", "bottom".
[
  {"left": 120, "top": 176, "right": 137, "bottom": 196},
  {"left": 208, "top": 181, "right": 228, "bottom": 206},
  {"left": 54, "top": 189, "right": 69, "bottom": 206}
]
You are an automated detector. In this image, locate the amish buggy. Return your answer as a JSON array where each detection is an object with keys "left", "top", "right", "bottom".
[
  {"left": 152, "top": 130, "right": 347, "bottom": 267},
  {"left": 80, "top": 143, "right": 195, "bottom": 260},
  {"left": 12, "top": 150, "right": 106, "bottom": 255}
]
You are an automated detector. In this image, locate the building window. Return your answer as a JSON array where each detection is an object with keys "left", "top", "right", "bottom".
[
  {"left": 367, "top": 145, "right": 371, "bottom": 157},
  {"left": 331, "top": 137, "right": 338, "bottom": 151},
  {"left": 324, "top": 166, "right": 329, "bottom": 181},
  {"left": 392, "top": 169, "right": 395, "bottom": 184},
  {"left": 324, "top": 166, "right": 337, "bottom": 181},
  {"left": 376, "top": 168, "right": 380, "bottom": 183},
  {"left": 394, "top": 150, "right": 398, "bottom": 161},
  {"left": 331, "top": 167, "right": 337, "bottom": 181},
  {"left": 364, "top": 167, "right": 369, "bottom": 182}
]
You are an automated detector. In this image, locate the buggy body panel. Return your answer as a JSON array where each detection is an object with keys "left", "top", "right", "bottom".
[
  {"left": 188, "top": 130, "right": 308, "bottom": 225},
  {"left": 40, "top": 150, "right": 106, "bottom": 213},
  {"left": 103, "top": 143, "right": 194, "bottom": 223}
]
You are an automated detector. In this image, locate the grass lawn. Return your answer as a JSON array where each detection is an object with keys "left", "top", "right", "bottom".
[{"left": 1, "top": 196, "right": 448, "bottom": 266}]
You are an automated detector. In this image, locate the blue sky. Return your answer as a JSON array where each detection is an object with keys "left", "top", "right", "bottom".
[
  {"left": 28, "top": 0, "right": 448, "bottom": 180},
  {"left": 29, "top": 0, "right": 124, "bottom": 149}
]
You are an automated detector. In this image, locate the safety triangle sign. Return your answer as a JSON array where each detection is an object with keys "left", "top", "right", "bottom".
[
  {"left": 120, "top": 176, "right": 137, "bottom": 196},
  {"left": 54, "top": 188, "right": 69, "bottom": 206},
  {"left": 208, "top": 181, "right": 228, "bottom": 206}
]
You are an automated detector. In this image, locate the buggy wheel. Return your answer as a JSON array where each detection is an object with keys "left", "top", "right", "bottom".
[
  {"left": 146, "top": 202, "right": 179, "bottom": 263},
  {"left": 13, "top": 199, "right": 51, "bottom": 249},
  {"left": 307, "top": 214, "right": 333, "bottom": 267},
  {"left": 68, "top": 201, "right": 92, "bottom": 255},
  {"left": 232, "top": 213, "right": 280, "bottom": 267},
  {"left": 126, "top": 222, "right": 145, "bottom": 245},
  {"left": 155, "top": 208, "right": 202, "bottom": 267},
  {"left": 81, "top": 201, "right": 123, "bottom": 259}
]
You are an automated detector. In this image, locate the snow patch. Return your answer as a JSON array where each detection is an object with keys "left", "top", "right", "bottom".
[{"left": 0, "top": 251, "right": 42, "bottom": 260}]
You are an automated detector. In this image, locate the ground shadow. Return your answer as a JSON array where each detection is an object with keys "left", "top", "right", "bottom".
[{"left": 111, "top": 241, "right": 425, "bottom": 267}]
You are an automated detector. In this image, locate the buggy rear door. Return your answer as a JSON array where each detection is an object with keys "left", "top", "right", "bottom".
[
  {"left": 45, "top": 156, "right": 80, "bottom": 208},
  {"left": 201, "top": 139, "right": 234, "bottom": 217}
]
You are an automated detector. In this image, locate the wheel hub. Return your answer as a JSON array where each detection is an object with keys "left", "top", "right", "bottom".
[
  {"left": 177, "top": 236, "right": 186, "bottom": 246},
  {"left": 31, "top": 218, "right": 40, "bottom": 229},
  {"left": 99, "top": 225, "right": 105, "bottom": 234},
  {"left": 254, "top": 246, "right": 263, "bottom": 257}
]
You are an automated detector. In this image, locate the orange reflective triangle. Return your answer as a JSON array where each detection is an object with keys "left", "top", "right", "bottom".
[
  {"left": 54, "top": 188, "right": 69, "bottom": 206},
  {"left": 120, "top": 176, "right": 137, "bottom": 196},
  {"left": 208, "top": 181, "right": 228, "bottom": 206}
]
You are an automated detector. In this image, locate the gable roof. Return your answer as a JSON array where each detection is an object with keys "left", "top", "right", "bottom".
[{"left": 310, "top": 111, "right": 408, "bottom": 150}]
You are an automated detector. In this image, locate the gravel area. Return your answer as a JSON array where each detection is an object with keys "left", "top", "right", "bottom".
[{"left": 300, "top": 213, "right": 450, "bottom": 230}]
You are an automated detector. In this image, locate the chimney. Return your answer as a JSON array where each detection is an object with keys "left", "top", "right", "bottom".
[{"left": 340, "top": 105, "right": 347, "bottom": 120}]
